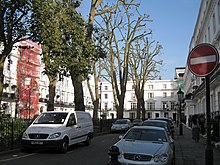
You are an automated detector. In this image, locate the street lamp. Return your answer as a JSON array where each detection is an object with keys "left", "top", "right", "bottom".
[
  {"left": 99, "top": 82, "right": 102, "bottom": 118},
  {"left": 99, "top": 82, "right": 102, "bottom": 132},
  {"left": 177, "top": 88, "right": 184, "bottom": 135}
]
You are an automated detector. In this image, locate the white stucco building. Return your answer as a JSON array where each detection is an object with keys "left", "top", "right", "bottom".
[{"left": 184, "top": 0, "right": 220, "bottom": 134}]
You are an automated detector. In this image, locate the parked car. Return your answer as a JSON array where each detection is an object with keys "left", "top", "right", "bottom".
[
  {"left": 21, "top": 110, "right": 93, "bottom": 153},
  {"left": 111, "top": 119, "right": 132, "bottom": 132},
  {"left": 114, "top": 126, "right": 175, "bottom": 165},
  {"left": 143, "top": 120, "right": 173, "bottom": 139},
  {"left": 154, "top": 117, "right": 175, "bottom": 138},
  {"left": 132, "top": 119, "right": 143, "bottom": 126}
]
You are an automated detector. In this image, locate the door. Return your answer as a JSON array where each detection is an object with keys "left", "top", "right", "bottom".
[{"left": 66, "top": 113, "right": 78, "bottom": 145}]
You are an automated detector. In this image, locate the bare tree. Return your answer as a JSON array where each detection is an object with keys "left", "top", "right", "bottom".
[
  {"left": 129, "top": 37, "right": 162, "bottom": 119},
  {"left": 97, "top": 0, "right": 152, "bottom": 119},
  {"left": 86, "top": 0, "right": 132, "bottom": 119}
]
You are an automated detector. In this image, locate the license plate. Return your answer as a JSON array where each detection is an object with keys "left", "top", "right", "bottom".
[{"left": 31, "top": 141, "right": 43, "bottom": 145}]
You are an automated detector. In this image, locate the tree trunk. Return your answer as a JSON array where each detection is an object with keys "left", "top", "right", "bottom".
[
  {"left": 117, "top": 95, "right": 125, "bottom": 119},
  {"left": 72, "top": 77, "right": 85, "bottom": 111},
  {"left": 93, "top": 99, "right": 99, "bottom": 119},
  {"left": 136, "top": 99, "right": 141, "bottom": 119},
  {"left": 0, "top": 64, "right": 4, "bottom": 106},
  {"left": 141, "top": 98, "right": 145, "bottom": 120},
  {"left": 47, "top": 76, "right": 57, "bottom": 111}
]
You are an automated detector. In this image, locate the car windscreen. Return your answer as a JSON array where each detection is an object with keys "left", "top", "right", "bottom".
[
  {"left": 114, "top": 120, "right": 128, "bottom": 124},
  {"left": 34, "top": 113, "right": 68, "bottom": 124},
  {"left": 124, "top": 128, "right": 167, "bottom": 142}
]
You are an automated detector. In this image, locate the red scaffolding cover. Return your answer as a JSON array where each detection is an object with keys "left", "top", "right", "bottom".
[{"left": 17, "top": 41, "right": 41, "bottom": 119}]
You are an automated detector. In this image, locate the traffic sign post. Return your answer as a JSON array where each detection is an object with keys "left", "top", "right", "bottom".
[{"left": 188, "top": 43, "right": 219, "bottom": 165}]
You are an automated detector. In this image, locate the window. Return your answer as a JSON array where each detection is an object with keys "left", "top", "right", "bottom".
[
  {"left": 67, "top": 113, "right": 76, "bottom": 126},
  {"left": 105, "top": 94, "right": 108, "bottom": 99},
  {"left": 163, "top": 92, "right": 167, "bottom": 98},
  {"left": 129, "top": 112, "right": 135, "bottom": 119},
  {"left": 171, "top": 92, "right": 174, "bottom": 98},
  {"left": 162, "top": 102, "right": 168, "bottom": 110},
  {"left": 131, "top": 102, "right": 137, "bottom": 110},
  {"left": 148, "top": 85, "right": 154, "bottom": 89},
  {"left": 163, "top": 84, "right": 167, "bottom": 89},
  {"left": 105, "top": 86, "right": 108, "bottom": 90},
  {"left": 147, "top": 112, "right": 151, "bottom": 119},
  {"left": 170, "top": 102, "right": 175, "bottom": 110},
  {"left": 147, "top": 102, "right": 155, "bottom": 110},
  {"left": 104, "top": 103, "right": 108, "bottom": 110},
  {"left": 148, "top": 93, "right": 154, "bottom": 99}
]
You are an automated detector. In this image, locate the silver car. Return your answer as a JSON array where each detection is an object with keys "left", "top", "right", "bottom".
[
  {"left": 111, "top": 119, "right": 132, "bottom": 132},
  {"left": 114, "top": 126, "right": 175, "bottom": 165}
]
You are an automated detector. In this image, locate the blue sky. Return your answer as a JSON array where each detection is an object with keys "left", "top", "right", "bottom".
[{"left": 79, "top": 0, "right": 201, "bottom": 80}]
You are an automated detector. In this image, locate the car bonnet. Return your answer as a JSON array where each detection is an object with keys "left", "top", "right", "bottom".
[
  {"left": 116, "top": 139, "right": 167, "bottom": 155},
  {"left": 26, "top": 124, "right": 63, "bottom": 134}
]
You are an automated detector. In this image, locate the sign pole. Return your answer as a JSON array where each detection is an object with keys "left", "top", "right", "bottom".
[{"left": 205, "top": 75, "right": 213, "bottom": 165}]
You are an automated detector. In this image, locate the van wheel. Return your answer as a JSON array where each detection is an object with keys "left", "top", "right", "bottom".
[
  {"left": 60, "top": 138, "right": 68, "bottom": 153},
  {"left": 85, "top": 135, "right": 91, "bottom": 146}
]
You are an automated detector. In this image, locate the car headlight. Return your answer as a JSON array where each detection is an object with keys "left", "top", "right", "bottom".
[
  {"left": 48, "top": 132, "right": 61, "bottom": 139},
  {"left": 160, "top": 153, "right": 169, "bottom": 162},
  {"left": 153, "top": 153, "right": 168, "bottom": 162},
  {"left": 22, "top": 132, "right": 28, "bottom": 139}
]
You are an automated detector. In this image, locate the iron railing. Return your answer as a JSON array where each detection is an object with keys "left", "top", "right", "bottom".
[{"left": 0, "top": 118, "right": 30, "bottom": 152}]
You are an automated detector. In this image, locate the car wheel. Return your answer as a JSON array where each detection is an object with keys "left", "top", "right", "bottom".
[
  {"left": 60, "top": 138, "right": 68, "bottom": 153},
  {"left": 85, "top": 135, "right": 91, "bottom": 146}
]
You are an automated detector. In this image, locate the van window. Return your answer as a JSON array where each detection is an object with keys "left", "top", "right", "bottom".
[
  {"left": 67, "top": 113, "right": 76, "bottom": 126},
  {"left": 76, "top": 112, "right": 91, "bottom": 123},
  {"left": 34, "top": 113, "right": 68, "bottom": 124}
]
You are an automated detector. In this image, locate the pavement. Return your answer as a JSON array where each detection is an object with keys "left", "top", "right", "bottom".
[{"left": 175, "top": 124, "right": 220, "bottom": 165}]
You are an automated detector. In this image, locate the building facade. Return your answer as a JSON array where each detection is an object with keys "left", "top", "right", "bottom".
[{"left": 184, "top": 0, "right": 220, "bottom": 142}]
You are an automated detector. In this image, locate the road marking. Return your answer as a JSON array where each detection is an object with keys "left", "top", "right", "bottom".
[{"left": 0, "top": 153, "right": 37, "bottom": 162}]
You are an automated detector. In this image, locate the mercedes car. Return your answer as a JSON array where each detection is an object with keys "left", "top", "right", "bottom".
[{"left": 114, "top": 126, "right": 175, "bottom": 165}]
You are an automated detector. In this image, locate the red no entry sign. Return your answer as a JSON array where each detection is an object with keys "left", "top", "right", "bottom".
[{"left": 188, "top": 43, "right": 219, "bottom": 77}]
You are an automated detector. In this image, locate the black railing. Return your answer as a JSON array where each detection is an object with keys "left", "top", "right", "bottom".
[{"left": 0, "top": 118, "right": 30, "bottom": 152}]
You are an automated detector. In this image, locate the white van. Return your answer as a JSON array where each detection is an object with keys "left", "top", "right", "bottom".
[{"left": 21, "top": 110, "right": 93, "bottom": 153}]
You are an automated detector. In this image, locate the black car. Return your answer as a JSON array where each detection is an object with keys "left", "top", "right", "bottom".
[{"left": 154, "top": 117, "right": 174, "bottom": 138}]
